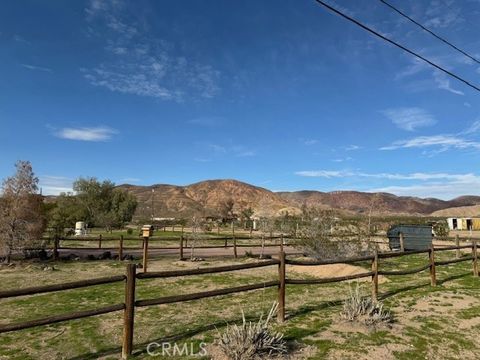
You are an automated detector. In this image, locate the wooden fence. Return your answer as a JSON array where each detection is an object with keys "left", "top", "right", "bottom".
[
  {"left": 0, "top": 242, "right": 478, "bottom": 359},
  {"left": 51, "top": 234, "right": 292, "bottom": 263}
]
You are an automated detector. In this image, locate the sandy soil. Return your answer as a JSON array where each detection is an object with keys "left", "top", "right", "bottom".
[{"left": 289, "top": 263, "right": 388, "bottom": 284}]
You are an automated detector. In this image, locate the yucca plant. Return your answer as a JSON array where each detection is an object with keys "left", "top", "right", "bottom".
[
  {"left": 217, "top": 302, "right": 287, "bottom": 360},
  {"left": 341, "top": 283, "right": 393, "bottom": 326}
]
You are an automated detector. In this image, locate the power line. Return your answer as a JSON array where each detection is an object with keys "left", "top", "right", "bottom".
[
  {"left": 313, "top": 0, "right": 480, "bottom": 93},
  {"left": 379, "top": 0, "right": 480, "bottom": 65}
]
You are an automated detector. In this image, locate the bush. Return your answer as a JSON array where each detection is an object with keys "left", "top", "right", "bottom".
[
  {"left": 126, "top": 228, "right": 133, "bottom": 235},
  {"left": 341, "top": 284, "right": 393, "bottom": 326},
  {"left": 217, "top": 303, "right": 287, "bottom": 359}
]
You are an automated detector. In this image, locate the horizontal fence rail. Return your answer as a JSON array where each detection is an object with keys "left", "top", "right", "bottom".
[
  {"left": 135, "top": 281, "right": 280, "bottom": 307},
  {"left": 0, "top": 303, "right": 125, "bottom": 334},
  {"left": 0, "top": 275, "right": 126, "bottom": 299}
]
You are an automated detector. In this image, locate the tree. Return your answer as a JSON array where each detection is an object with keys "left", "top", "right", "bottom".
[
  {"left": 241, "top": 207, "right": 254, "bottom": 233},
  {"left": 48, "top": 192, "right": 83, "bottom": 239},
  {"left": 72, "top": 177, "right": 137, "bottom": 231},
  {"left": 218, "top": 198, "right": 235, "bottom": 222},
  {"left": 0, "top": 161, "right": 46, "bottom": 263}
]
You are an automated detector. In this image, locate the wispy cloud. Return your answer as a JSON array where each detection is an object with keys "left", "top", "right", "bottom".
[
  {"left": 119, "top": 177, "right": 141, "bottom": 183},
  {"left": 54, "top": 126, "right": 118, "bottom": 142},
  {"left": 295, "top": 169, "right": 480, "bottom": 182},
  {"left": 345, "top": 145, "right": 361, "bottom": 151},
  {"left": 39, "top": 176, "right": 73, "bottom": 195},
  {"left": 303, "top": 139, "right": 319, "bottom": 146},
  {"left": 21, "top": 64, "right": 52, "bottom": 73},
  {"left": 433, "top": 71, "right": 464, "bottom": 96},
  {"left": 381, "top": 107, "right": 436, "bottom": 131},
  {"left": 83, "top": 0, "right": 220, "bottom": 101},
  {"left": 380, "top": 134, "right": 480, "bottom": 151}
]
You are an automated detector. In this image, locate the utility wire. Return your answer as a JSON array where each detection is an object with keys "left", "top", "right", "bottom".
[
  {"left": 313, "top": 0, "right": 480, "bottom": 93},
  {"left": 379, "top": 0, "right": 480, "bottom": 65}
]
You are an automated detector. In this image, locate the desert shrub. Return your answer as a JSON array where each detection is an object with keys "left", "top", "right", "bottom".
[
  {"left": 341, "top": 284, "right": 393, "bottom": 326},
  {"left": 217, "top": 303, "right": 287, "bottom": 360},
  {"left": 296, "top": 207, "right": 373, "bottom": 260},
  {"left": 126, "top": 228, "right": 133, "bottom": 235},
  {"left": 433, "top": 220, "right": 449, "bottom": 239}
]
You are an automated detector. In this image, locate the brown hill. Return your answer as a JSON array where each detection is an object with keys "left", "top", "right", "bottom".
[
  {"left": 119, "top": 179, "right": 297, "bottom": 219},
  {"left": 118, "top": 179, "right": 480, "bottom": 219},
  {"left": 431, "top": 205, "right": 480, "bottom": 217}
]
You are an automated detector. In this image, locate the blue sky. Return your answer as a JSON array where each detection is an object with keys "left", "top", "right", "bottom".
[{"left": 1, "top": 0, "right": 480, "bottom": 199}]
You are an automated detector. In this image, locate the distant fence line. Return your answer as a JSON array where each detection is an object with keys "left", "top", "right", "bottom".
[{"left": 0, "top": 242, "right": 478, "bottom": 359}]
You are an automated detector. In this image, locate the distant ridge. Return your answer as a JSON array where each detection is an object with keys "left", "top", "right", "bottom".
[{"left": 117, "top": 179, "right": 480, "bottom": 218}]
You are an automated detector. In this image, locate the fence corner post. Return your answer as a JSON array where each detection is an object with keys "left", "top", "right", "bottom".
[
  {"left": 473, "top": 240, "right": 478, "bottom": 277},
  {"left": 371, "top": 248, "right": 378, "bottom": 303},
  {"left": 277, "top": 251, "right": 286, "bottom": 323},
  {"left": 429, "top": 244, "right": 437, "bottom": 286},
  {"left": 122, "top": 263, "right": 136, "bottom": 359}
]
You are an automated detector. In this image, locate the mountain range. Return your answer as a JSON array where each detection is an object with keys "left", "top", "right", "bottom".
[{"left": 118, "top": 179, "right": 480, "bottom": 219}]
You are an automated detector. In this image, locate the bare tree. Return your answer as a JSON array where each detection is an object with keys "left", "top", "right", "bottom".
[{"left": 0, "top": 161, "right": 45, "bottom": 263}]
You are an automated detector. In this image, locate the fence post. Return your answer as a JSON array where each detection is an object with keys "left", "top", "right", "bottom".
[
  {"left": 280, "top": 234, "right": 284, "bottom": 253},
  {"left": 455, "top": 234, "right": 460, "bottom": 259},
  {"left": 98, "top": 234, "right": 102, "bottom": 249},
  {"left": 399, "top": 232, "right": 404, "bottom": 252},
  {"left": 53, "top": 236, "right": 59, "bottom": 260},
  {"left": 277, "top": 251, "right": 286, "bottom": 323},
  {"left": 233, "top": 237, "right": 237, "bottom": 258},
  {"left": 119, "top": 235, "right": 124, "bottom": 261},
  {"left": 142, "top": 237, "right": 149, "bottom": 273},
  {"left": 122, "top": 263, "right": 136, "bottom": 359},
  {"left": 179, "top": 235, "right": 184, "bottom": 260},
  {"left": 429, "top": 244, "right": 436, "bottom": 286},
  {"left": 472, "top": 240, "right": 478, "bottom": 277},
  {"left": 371, "top": 249, "right": 378, "bottom": 303}
]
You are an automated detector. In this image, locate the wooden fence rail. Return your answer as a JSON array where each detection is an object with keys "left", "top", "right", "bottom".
[{"left": 0, "top": 241, "right": 478, "bottom": 359}]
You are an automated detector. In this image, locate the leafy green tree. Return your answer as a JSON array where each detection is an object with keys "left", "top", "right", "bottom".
[
  {"left": 48, "top": 193, "right": 83, "bottom": 239},
  {"left": 71, "top": 177, "right": 137, "bottom": 231}
]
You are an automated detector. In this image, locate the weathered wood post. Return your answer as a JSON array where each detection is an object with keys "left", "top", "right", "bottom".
[
  {"left": 119, "top": 235, "right": 124, "bottom": 261},
  {"left": 455, "top": 234, "right": 460, "bottom": 259},
  {"left": 472, "top": 240, "right": 478, "bottom": 277},
  {"left": 179, "top": 235, "right": 184, "bottom": 260},
  {"left": 429, "top": 244, "right": 436, "bottom": 286},
  {"left": 53, "top": 236, "right": 59, "bottom": 260},
  {"left": 399, "top": 232, "right": 405, "bottom": 252},
  {"left": 280, "top": 234, "right": 284, "bottom": 253},
  {"left": 233, "top": 237, "right": 238, "bottom": 258},
  {"left": 371, "top": 248, "right": 379, "bottom": 302},
  {"left": 143, "top": 237, "right": 149, "bottom": 273},
  {"left": 122, "top": 263, "right": 136, "bottom": 359},
  {"left": 98, "top": 234, "right": 102, "bottom": 249},
  {"left": 278, "top": 251, "right": 286, "bottom": 323}
]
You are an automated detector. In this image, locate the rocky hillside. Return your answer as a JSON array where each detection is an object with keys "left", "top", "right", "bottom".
[
  {"left": 119, "top": 179, "right": 297, "bottom": 219},
  {"left": 118, "top": 179, "right": 480, "bottom": 219}
]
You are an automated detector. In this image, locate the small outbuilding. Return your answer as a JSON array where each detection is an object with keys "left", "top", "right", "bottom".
[
  {"left": 447, "top": 217, "right": 480, "bottom": 231},
  {"left": 387, "top": 225, "right": 433, "bottom": 251}
]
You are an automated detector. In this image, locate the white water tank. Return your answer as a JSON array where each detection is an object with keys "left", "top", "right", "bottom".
[{"left": 75, "top": 221, "right": 86, "bottom": 236}]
